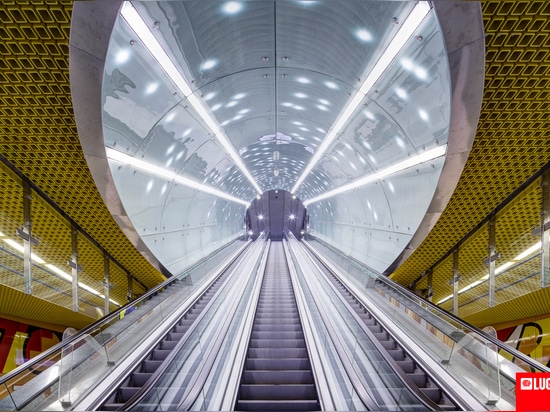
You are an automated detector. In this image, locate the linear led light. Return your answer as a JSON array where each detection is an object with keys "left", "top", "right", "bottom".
[
  {"left": 0, "top": 236, "right": 119, "bottom": 306},
  {"left": 291, "top": 1, "right": 431, "bottom": 195},
  {"left": 3, "top": 238, "right": 45, "bottom": 264},
  {"left": 437, "top": 241, "right": 543, "bottom": 304},
  {"left": 46, "top": 263, "right": 120, "bottom": 306},
  {"left": 106, "top": 147, "right": 249, "bottom": 206},
  {"left": 303, "top": 144, "right": 446, "bottom": 206},
  {"left": 120, "top": 2, "right": 262, "bottom": 196}
]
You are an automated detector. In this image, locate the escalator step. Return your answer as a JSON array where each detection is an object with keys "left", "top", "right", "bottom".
[
  {"left": 240, "top": 384, "right": 317, "bottom": 400},
  {"left": 408, "top": 372, "right": 427, "bottom": 387},
  {"left": 256, "top": 314, "right": 300, "bottom": 320},
  {"left": 118, "top": 386, "right": 140, "bottom": 402},
  {"left": 387, "top": 349, "right": 405, "bottom": 360},
  {"left": 132, "top": 372, "right": 153, "bottom": 387},
  {"left": 251, "top": 331, "right": 304, "bottom": 339},
  {"left": 395, "top": 359, "right": 416, "bottom": 373},
  {"left": 379, "top": 340, "right": 396, "bottom": 350},
  {"left": 243, "top": 370, "right": 314, "bottom": 384},
  {"left": 143, "top": 360, "right": 163, "bottom": 373},
  {"left": 173, "top": 324, "right": 190, "bottom": 333},
  {"left": 253, "top": 324, "right": 302, "bottom": 332},
  {"left": 236, "top": 400, "right": 319, "bottom": 411},
  {"left": 168, "top": 332, "right": 185, "bottom": 341},
  {"left": 152, "top": 349, "right": 172, "bottom": 360},
  {"left": 373, "top": 331, "right": 388, "bottom": 341},
  {"left": 249, "top": 339, "right": 305, "bottom": 348},
  {"left": 420, "top": 387, "right": 442, "bottom": 403},
  {"left": 160, "top": 340, "right": 178, "bottom": 350},
  {"left": 101, "top": 403, "right": 124, "bottom": 411},
  {"left": 367, "top": 324, "right": 383, "bottom": 333},
  {"left": 248, "top": 348, "right": 308, "bottom": 358},
  {"left": 245, "top": 358, "right": 311, "bottom": 370}
]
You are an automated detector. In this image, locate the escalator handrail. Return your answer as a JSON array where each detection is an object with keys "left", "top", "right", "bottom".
[
  {"left": 305, "top": 235, "right": 550, "bottom": 374},
  {"left": 0, "top": 237, "right": 250, "bottom": 388},
  {"left": 292, "top": 237, "right": 444, "bottom": 410},
  {"left": 283, "top": 239, "right": 380, "bottom": 411},
  {"left": 114, "top": 239, "right": 267, "bottom": 411}
]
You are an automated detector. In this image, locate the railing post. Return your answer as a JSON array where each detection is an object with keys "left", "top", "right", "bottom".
[
  {"left": 22, "top": 181, "right": 33, "bottom": 295},
  {"left": 103, "top": 253, "right": 110, "bottom": 315},
  {"left": 452, "top": 248, "right": 460, "bottom": 315},
  {"left": 542, "top": 170, "right": 550, "bottom": 288},
  {"left": 69, "top": 224, "right": 79, "bottom": 312},
  {"left": 487, "top": 216, "right": 497, "bottom": 307},
  {"left": 127, "top": 271, "right": 133, "bottom": 302},
  {"left": 426, "top": 268, "right": 433, "bottom": 302}
]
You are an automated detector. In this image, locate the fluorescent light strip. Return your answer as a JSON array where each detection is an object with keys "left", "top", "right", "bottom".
[
  {"left": 303, "top": 145, "right": 446, "bottom": 206},
  {"left": 1, "top": 236, "right": 121, "bottom": 307},
  {"left": 3, "top": 238, "right": 46, "bottom": 264},
  {"left": 120, "top": 2, "right": 262, "bottom": 196},
  {"left": 106, "top": 148, "right": 249, "bottom": 206},
  {"left": 437, "top": 241, "right": 543, "bottom": 304},
  {"left": 291, "top": 1, "right": 431, "bottom": 194}
]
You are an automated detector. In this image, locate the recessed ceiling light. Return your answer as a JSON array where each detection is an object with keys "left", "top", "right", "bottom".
[
  {"left": 297, "top": 77, "right": 310, "bottom": 84},
  {"left": 356, "top": 29, "right": 373, "bottom": 42},
  {"left": 395, "top": 87, "right": 407, "bottom": 99},
  {"left": 115, "top": 49, "right": 131, "bottom": 64},
  {"left": 419, "top": 108, "right": 429, "bottom": 121},
  {"left": 222, "top": 1, "right": 243, "bottom": 14},
  {"left": 203, "top": 92, "right": 216, "bottom": 101},
  {"left": 201, "top": 59, "right": 218, "bottom": 70},
  {"left": 145, "top": 82, "right": 158, "bottom": 95},
  {"left": 324, "top": 81, "right": 338, "bottom": 89},
  {"left": 415, "top": 67, "right": 428, "bottom": 80}
]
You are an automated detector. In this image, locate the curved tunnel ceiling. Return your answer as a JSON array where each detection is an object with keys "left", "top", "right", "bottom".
[{"left": 72, "top": 1, "right": 484, "bottom": 275}]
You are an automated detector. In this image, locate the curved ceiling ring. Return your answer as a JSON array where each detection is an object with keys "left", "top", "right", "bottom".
[{"left": 70, "top": 1, "right": 484, "bottom": 277}]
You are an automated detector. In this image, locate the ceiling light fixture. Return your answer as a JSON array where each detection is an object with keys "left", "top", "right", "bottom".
[
  {"left": 291, "top": 1, "right": 431, "bottom": 195},
  {"left": 107, "top": 148, "right": 249, "bottom": 206},
  {"left": 304, "top": 145, "right": 446, "bottom": 206},
  {"left": 436, "top": 241, "right": 543, "bottom": 305},
  {"left": 120, "top": 2, "right": 261, "bottom": 197}
]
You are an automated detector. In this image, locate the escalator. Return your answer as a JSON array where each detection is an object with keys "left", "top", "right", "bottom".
[
  {"left": 99, "top": 246, "right": 249, "bottom": 411},
  {"left": 235, "top": 241, "right": 320, "bottom": 411},
  {"left": 319, "top": 267, "right": 457, "bottom": 410}
]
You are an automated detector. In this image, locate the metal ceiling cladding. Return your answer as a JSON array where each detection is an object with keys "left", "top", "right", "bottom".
[
  {"left": 0, "top": 0, "right": 548, "bottom": 330},
  {"left": 103, "top": 1, "right": 455, "bottom": 275}
]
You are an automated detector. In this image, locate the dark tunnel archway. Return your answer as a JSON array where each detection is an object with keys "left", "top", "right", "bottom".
[{"left": 246, "top": 190, "right": 306, "bottom": 241}]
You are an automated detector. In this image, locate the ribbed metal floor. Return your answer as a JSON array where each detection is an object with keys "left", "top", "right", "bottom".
[{"left": 236, "top": 241, "right": 319, "bottom": 411}]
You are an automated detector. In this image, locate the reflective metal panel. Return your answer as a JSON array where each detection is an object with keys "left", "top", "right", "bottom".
[{"left": 97, "top": 1, "right": 477, "bottom": 274}]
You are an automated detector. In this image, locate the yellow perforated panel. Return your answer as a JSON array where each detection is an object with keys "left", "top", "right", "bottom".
[
  {"left": 393, "top": 1, "right": 550, "bottom": 327},
  {"left": 0, "top": 1, "right": 164, "bottom": 329}
]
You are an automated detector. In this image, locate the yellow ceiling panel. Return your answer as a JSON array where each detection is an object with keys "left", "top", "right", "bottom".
[{"left": 0, "top": 1, "right": 165, "bottom": 329}]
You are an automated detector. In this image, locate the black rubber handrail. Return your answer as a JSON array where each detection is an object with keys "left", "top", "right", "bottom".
[
  {"left": 0, "top": 237, "right": 248, "bottom": 387},
  {"left": 304, "top": 235, "right": 550, "bottom": 373}
]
